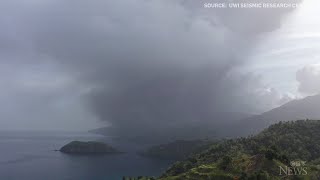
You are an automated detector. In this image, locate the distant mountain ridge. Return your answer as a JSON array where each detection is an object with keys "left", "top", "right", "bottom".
[
  {"left": 89, "top": 112, "right": 252, "bottom": 143},
  {"left": 229, "top": 94, "right": 320, "bottom": 136},
  {"left": 140, "top": 140, "right": 213, "bottom": 160}
]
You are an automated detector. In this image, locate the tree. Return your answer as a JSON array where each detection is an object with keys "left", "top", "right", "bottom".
[
  {"left": 265, "top": 149, "right": 277, "bottom": 160},
  {"left": 219, "top": 155, "right": 232, "bottom": 170}
]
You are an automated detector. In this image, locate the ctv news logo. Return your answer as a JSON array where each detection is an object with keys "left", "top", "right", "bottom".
[{"left": 279, "top": 161, "right": 308, "bottom": 176}]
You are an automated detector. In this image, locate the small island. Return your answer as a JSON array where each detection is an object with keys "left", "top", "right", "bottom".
[{"left": 60, "top": 141, "right": 120, "bottom": 154}]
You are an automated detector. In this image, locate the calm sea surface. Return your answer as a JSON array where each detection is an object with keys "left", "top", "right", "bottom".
[{"left": 0, "top": 131, "right": 173, "bottom": 180}]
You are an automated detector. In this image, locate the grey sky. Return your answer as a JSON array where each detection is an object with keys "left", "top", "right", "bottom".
[{"left": 0, "top": 0, "right": 319, "bottom": 131}]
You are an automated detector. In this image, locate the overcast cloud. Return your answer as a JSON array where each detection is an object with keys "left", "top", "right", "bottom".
[
  {"left": 0, "top": 0, "right": 311, "bottom": 132},
  {"left": 297, "top": 64, "right": 320, "bottom": 95}
]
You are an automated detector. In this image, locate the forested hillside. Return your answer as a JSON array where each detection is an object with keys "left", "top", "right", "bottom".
[{"left": 157, "top": 120, "right": 320, "bottom": 179}]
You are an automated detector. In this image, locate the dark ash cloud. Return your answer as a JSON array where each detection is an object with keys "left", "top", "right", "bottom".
[{"left": 0, "top": 0, "right": 302, "bottom": 134}]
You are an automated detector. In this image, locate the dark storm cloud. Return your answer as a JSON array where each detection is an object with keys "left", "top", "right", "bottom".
[{"left": 0, "top": 0, "right": 302, "bottom": 132}]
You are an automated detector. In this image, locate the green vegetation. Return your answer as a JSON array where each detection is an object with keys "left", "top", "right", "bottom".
[
  {"left": 60, "top": 141, "right": 120, "bottom": 154},
  {"left": 157, "top": 120, "right": 320, "bottom": 180},
  {"left": 140, "top": 140, "right": 213, "bottom": 160}
]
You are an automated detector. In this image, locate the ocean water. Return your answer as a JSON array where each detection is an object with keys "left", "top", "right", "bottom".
[{"left": 0, "top": 131, "right": 173, "bottom": 180}]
